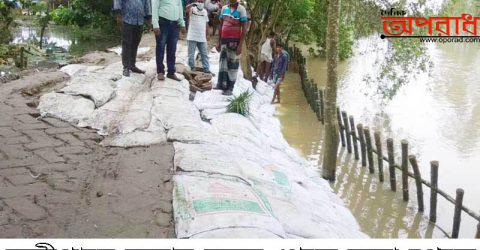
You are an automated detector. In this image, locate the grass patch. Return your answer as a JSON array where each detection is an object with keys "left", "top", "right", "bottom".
[{"left": 226, "top": 91, "right": 252, "bottom": 117}]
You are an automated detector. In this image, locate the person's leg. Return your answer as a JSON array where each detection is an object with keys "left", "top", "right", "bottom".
[
  {"left": 225, "top": 46, "right": 239, "bottom": 94},
  {"left": 166, "top": 21, "right": 179, "bottom": 76},
  {"left": 264, "top": 61, "right": 272, "bottom": 81},
  {"left": 257, "top": 60, "right": 264, "bottom": 80},
  {"left": 187, "top": 40, "right": 196, "bottom": 70},
  {"left": 197, "top": 42, "right": 210, "bottom": 73},
  {"left": 217, "top": 45, "right": 228, "bottom": 90},
  {"left": 131, "top": 25, "right": 142, "bottom": 68},
  {"left": 122, "top": 22, "right": 134, "bottom": 75},
  {"left": 155, "top": 19, "right": 169, "bottom": 77}
]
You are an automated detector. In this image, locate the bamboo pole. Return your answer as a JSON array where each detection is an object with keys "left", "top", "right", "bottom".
[
  {"left": 387, "top": 138, "right": 396, "bottom": 191},
  {"left": 357, "top": 124, "right": 367, "bottom": 167},
  {"left": 342, "top": 111, "right": 352, "bottom": 154},
  {"left": 337, "top": 107, "right": 346, "bottom": 147},
  {"left": 401, "top": 140, "right": 409, "bottom": 201},
  {"left": 452, "top": 188, "right": 464, "bottom": 238},
  {"left": 349, "top": 116, "right": 359, "bottom": 160},
  {"left": 364, "top": 127, "right": 375, "bottom": 174},
  {"left": 374, "top": 131, "right": 384, "bottom": 182},
  {"left": 430, "top": 161, "right": 439, "bottom": 223},
  {"left": 409, "top": 156, "right": 424, "bottom": 212}
]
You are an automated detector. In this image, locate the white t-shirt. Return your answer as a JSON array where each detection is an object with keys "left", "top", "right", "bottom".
[{"left": 187, "top": 6, "right": 209, "bottom": 43}]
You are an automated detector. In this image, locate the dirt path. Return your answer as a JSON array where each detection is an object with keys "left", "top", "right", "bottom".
[{"left": 0, "top": 46, "right": 175, "bottom": 237}]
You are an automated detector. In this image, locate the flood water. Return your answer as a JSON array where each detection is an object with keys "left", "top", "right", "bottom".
[
  {"left": 277, "top": 35, "right": 480, "bottom": 238},
  {"left": 10, "top": 23, "right": 119, "bottom": 62}
]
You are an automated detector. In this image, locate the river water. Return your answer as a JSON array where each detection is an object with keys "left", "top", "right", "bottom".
[{"left": 277, "top": 35, "right": 480, "bottom": 238}]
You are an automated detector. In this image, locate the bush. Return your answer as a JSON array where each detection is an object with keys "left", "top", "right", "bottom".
[
  {"left": 227, "top": 91, "right": 252, "bottom": 117},
  {"left": 50, "top": 0, "right": 115, "bottom": 29},
  {"left": 51, "top": 5, "right": 74, "bottom": 25}
]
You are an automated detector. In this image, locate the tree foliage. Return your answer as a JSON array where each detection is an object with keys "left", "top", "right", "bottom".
[
  {"left": 0, "top": 0, "right": 17, "bottom": 44},
  {"left": 50, "top": 0, "right": 114, "bottom": 28}
]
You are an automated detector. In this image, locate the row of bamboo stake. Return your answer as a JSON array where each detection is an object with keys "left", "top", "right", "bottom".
[{"left": 288, "top": 44, "right": 480, "bottom": 238}]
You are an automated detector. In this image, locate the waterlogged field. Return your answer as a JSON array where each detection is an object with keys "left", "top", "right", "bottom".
[{"left": 277, "top": 35, "right": 480, "bottom": 238}]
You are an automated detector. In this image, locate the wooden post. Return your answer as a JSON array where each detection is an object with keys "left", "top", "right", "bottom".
[
  {"left": 409, "top": 156, "right": 424, "bottom": 212},
  {"left": 476, "top": 222, "right": 480, "bottom": 238},
  {"left": 341, "top": 111, "right": 352, "bottom": 154},
  {"left": 315, "top": 100, "right": 322, "bottom": 121},
  {"left": 357, "top": 124, "right": 367, "bottom": 167},
  {"left": 452, "top": 188, "right": 464, "bottom": 238},
  {"left": 374, "top": 131, "right": 384, "bottom": 182},
  {"left": 429, "top": 161, "right": 439, "bottom": 223},
  {"left": 401, "top": 140, "right": 409, "bottom": 201},
  {"left": 319, "top": 89, "right": 325, "bottom": 124},
  {"left": 349, "top": 116, "right": 359, "bottom": 160},
  {"left": 387, "top": 138, "right": 396, "bottom": 191},
  {"left": 364, "top": 127, "right": 375, "bottom": 174},
  {"left": 337, "top": 107, "right": 346, "bottom": 147}
]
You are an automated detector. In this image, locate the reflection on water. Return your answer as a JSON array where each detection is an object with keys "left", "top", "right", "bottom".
[
  {"left": 10, "top": 24, "right": 119, "bottom": 57},
  {"left": 277, "top": 34, "right": 480, "bottom": 238}
]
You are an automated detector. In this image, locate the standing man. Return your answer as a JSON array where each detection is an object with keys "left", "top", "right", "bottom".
[
  {"left": 152, "top": 0, "right": 186, "bottom": 81},
  {"left": 269, "top": 43, "right": 288, "bottom": 104},
  {"left": 186, "top": 0, "right": 211, "bottom": 74},
  {"left": 216, "top": 0, "right": 248, "bottom": 96},
  {"left": 257, "top": 31, "right": 276, "bottom": 81},
  {"left": 113, "top": 0, "right": 151, "bottom": 77}
]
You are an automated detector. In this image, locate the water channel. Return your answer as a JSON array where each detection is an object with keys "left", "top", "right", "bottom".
[{"left": 277, "top": 34, "right": 480, "bottom": 238}]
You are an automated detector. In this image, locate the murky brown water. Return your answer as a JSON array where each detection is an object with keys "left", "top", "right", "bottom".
[{"left": 276, "top": 35, "right": 480, "bottom": 238}]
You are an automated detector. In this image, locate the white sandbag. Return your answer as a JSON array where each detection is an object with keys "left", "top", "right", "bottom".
[
  {"left": 60, "top": 64, "right": 103, "bottom": 76},
  {"left": 173, "top": 142, "right": 249, "bottom": 180},
  {"left": 167, "top": 125, "right": 223, "bottom": 144},
  {"left": 38, "top": 92, "right": 94, "bottom": 126},
  {"left": 211, "top": 113, "right": 269, "bottom": 150},
  {"left": 201, "top": 108, "right": 227, "bottom": 120},
  {"left": 151, "top": 98, "right": 202, "bottom": 130},
  {"left": 173, "top": 174, "right": 286, "bottom": 238},
  {"left": 108, "top": 46, "right": 150, "bottom": 56},
  {"left": 60, "top": 82, "right": 116, "bottom": 108},
  {"left": 191, "top": 228, "right": 281, "bottom": 238},
  {"left": 100, "top": 130, "right": 167, "bottom": 147},
  {"left": 193, "top": 90, "right": 229, "bottom": 110}
]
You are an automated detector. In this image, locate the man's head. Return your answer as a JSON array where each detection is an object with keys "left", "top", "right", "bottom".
[
  {"left": 196, "top": 0, "right": 204, "bottom": 3},
  {"left": 268, "top": 31, "right": 275, "bottom": 38},
  {"left": 228, "top": 0, "right": 238, "bottom": 5},
  {"left": 276, "top": 43, "right": 284, "bottom": 54}
]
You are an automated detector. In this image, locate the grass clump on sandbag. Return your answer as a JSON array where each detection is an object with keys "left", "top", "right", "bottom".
[{"left": 227, "top": 91, "right": 252, "bottom": 117}]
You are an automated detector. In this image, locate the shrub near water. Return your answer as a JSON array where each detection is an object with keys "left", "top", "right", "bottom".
[{"left": 227, "top": 91, "right": 252, "bottom": 117}]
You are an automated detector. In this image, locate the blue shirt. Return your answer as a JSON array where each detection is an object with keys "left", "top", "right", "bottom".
[
  {"left": 271, "top": 50, "right": 289, "bottom": 77},
  {"left": 114, "top": 0, "right": 152, "bottom": 26}
]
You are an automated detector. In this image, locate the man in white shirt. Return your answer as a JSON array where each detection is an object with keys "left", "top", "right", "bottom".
[{"left": 186, "top": 0, "right": 211, "bottom": 74}]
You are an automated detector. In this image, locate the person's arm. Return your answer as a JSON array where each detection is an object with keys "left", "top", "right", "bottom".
[
  {"left": 216, "top": 8, "right": 224, "bottom": 51},
  {"left": 236, "top": 7, "right": 248, "bottom": 55},
  {"left": 144, "top": 0, "right": 152, "bottom": 22},
  {"left": 152, "top": 0, "right": 160, "bottom": 30},
  {"left": 280, "top": 54, "right": 288, "bottom": 79},
  {"left": 178, "top": 0, "right": 186, "bottom": 28},
  {"left": 205, "top": 12, "right": 209, "bottom": 41}
]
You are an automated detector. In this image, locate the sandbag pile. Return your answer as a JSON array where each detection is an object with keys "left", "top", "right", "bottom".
[{"left": 37, "top": 41, "right": 367, "bottom": 238}]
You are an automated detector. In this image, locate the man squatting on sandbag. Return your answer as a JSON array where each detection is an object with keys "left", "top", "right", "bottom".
[{"left": 113, "top": 0, "right": 152, "bottom": 77}]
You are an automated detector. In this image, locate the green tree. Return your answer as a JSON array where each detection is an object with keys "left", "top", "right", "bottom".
[{"left": 0, "top": 0, "right": 16, "bottom": 44}]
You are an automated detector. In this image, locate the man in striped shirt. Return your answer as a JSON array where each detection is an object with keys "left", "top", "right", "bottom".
[{"left": 216, "top": 0, "right": 248, "bottom": 96}]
